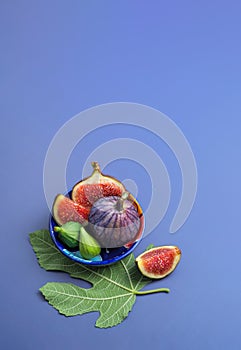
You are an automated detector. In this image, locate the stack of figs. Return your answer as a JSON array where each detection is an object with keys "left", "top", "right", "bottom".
[
  {"left": 52, "top": 162, "right": 181, "bottom": 278},
  {"left": 53, "top": 162, "right": 144, "bottom": 249}
]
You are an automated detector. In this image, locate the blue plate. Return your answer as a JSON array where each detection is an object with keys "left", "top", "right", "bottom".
[
  {"left": 49, "top": 217, "right": 143, "bottom": 266},
  {"left": 49, "top": 193, "right": 144, "bottom": 266}
]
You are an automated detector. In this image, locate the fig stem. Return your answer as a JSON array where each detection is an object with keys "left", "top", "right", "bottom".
[
  {"left": 116, "top": 191, "right": 129, "bottom": 211},
  {"left": 134, "top": 288, "right": 170, "bottom": 295},
  {"left": 91, "top": 161, "right": 101, "bottom": 172}
]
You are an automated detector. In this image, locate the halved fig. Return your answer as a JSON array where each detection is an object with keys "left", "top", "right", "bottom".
[
  {"left": 136, "top": 246, "right": 181, "bottom": 279},
  {"left": 71, "top": 162, "right": 125, "bottom": 208},
  {"left": 52, "top": 194, "right": 89, "bottom": 226}
]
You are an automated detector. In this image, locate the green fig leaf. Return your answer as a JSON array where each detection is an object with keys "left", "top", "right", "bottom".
[
  {"left": 29, "top": 230, "right": 169, "bottom": 328},
  {"left": 145, "top": 243, "right": 155, "bottom": 251}
]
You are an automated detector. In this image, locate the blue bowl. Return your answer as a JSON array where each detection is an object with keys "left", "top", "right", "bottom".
[{"left": 49, "top": 193, "right": 144, "bottom": 266}]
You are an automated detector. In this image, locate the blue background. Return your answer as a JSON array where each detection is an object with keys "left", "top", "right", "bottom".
[{"left": 1, "top": 1, "right": 241, "bottom": 349}]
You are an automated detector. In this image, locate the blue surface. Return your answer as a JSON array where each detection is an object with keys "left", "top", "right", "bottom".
[{"left": 1, "top": 1, "right": 241, "bottom": 349}]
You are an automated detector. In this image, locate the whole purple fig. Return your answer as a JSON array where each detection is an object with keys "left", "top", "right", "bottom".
[{"left": 87, "top": 192, "right": 144, "bottom": 248}]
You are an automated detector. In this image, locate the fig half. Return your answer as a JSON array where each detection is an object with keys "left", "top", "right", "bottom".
[
  {"left": 52, "top": 194, "right": 89, "bottom": 226},
  {"left": 136, "top": 246, "right": 181, "bottom": 279},
  {"left": 71, "top": 162, "right": 125, "bottom": 208}
]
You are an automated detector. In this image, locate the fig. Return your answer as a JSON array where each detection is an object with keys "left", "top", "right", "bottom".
[
  {"left": 79, "top": 225, "right": 101, "bottom": 259},
  {"left": 87, "top": 192, "right": 144, "bottom": 248},
  {"left": 54, "top": 221, "right": 81, "bottom": 248},
  {"left": 52, "top": 194, "right": 89, "bottom": 226},
  {"left": 71, "top": 162, "right": 125, "bottom": 208},
  {"left": 136, "top": 246, "right": 181, "bottom": 279}
]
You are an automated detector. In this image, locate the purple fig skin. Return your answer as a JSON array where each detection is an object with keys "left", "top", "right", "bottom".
[{"left": 87, "top": 194, "right": 142, "bottom": 249}]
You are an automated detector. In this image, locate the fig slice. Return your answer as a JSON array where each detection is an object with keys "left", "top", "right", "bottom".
[
  {"left": 136, "top": 246, "right": 181, "bottom": 279},
  {"left": 52, "top": 194, "right": 89, "bottom": 226},
  {"left": 71, "top": 162, "right": 125, "bottom": 208}
]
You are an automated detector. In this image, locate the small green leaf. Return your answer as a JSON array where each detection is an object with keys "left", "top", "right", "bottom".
[
  {"left": 30, "top": 230, "right": 169, "bottom": 328},
  {"left": 146, "top": 243, "right": 155, "bottom": 251}
]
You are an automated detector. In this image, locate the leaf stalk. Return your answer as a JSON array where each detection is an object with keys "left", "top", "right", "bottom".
[{"left": 133, "top": 288, "right": 170, "bottom": 295}]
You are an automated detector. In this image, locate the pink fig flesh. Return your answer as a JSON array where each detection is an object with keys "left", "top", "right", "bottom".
[
  {"left": 52, "top": 194, "right": 89, "bottom": 226},
  {"left": 71, "top": 162, "right": 125, "bottom": 208},
  {"left": 136, "top": 246, "right": 181, "bottom": 279}
]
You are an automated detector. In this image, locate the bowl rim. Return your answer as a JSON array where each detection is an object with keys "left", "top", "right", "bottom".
[{"left": 49, "top": 216, "right": 143, "bottom": 266}]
